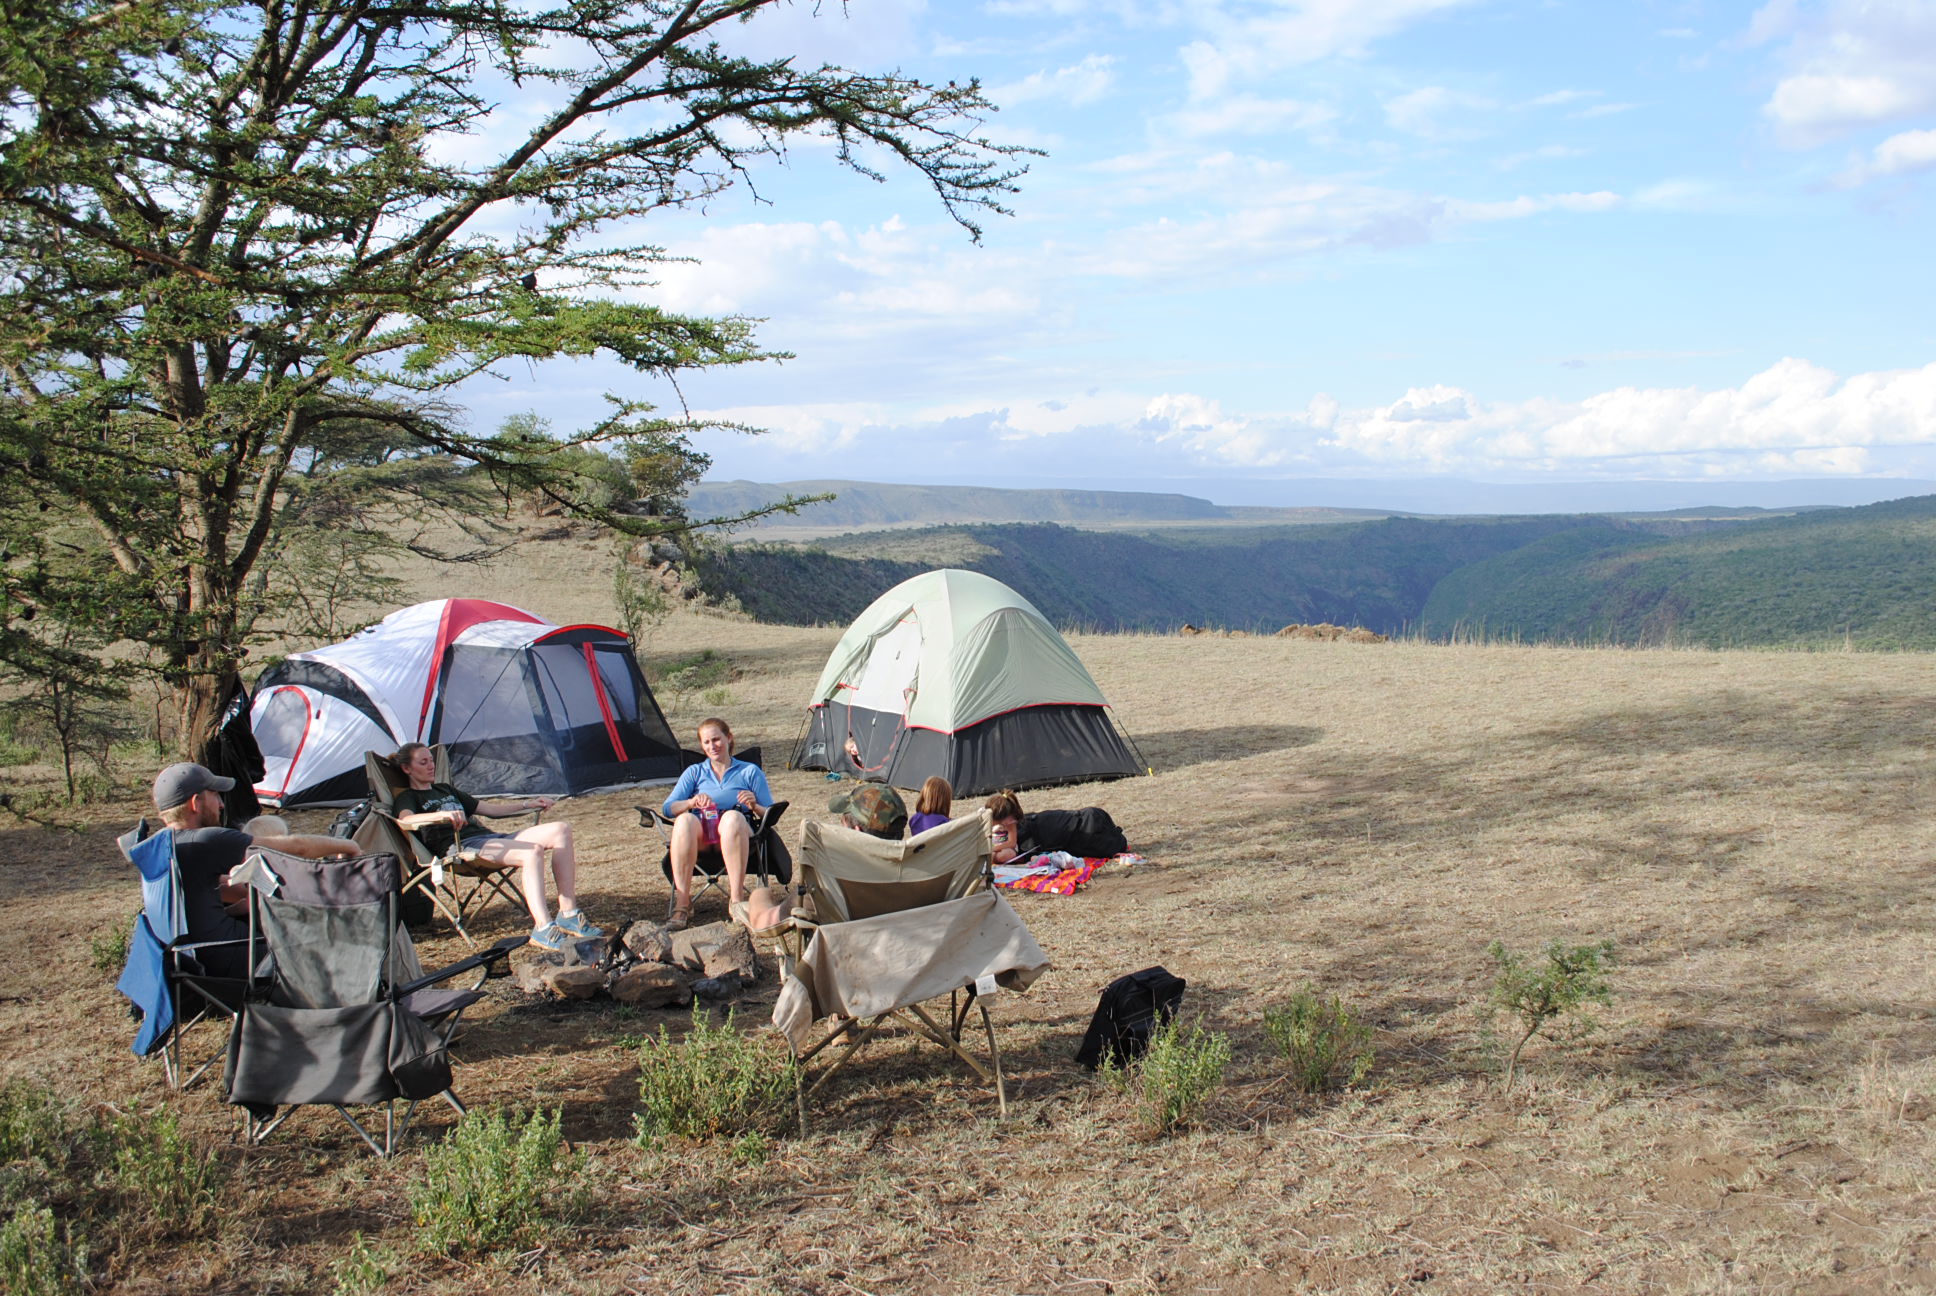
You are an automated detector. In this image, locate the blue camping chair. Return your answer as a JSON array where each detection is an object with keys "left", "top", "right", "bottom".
[{"left": 114, "top": 821, "right": 251, "bottom": 1089}]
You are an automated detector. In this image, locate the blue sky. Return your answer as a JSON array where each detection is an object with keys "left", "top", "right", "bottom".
[{"left": 461, "top": 0, "right": 1936, "bottom": 505}]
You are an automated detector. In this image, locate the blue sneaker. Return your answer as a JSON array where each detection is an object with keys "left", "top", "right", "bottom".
[
  {"left": 554, "top": 910, "right": 604, "bottom": 940},
  {"left": 528, "top": 922, "right": 570, "bottom": 951}
]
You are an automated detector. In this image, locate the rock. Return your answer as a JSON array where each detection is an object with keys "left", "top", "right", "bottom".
[
  {"left": 513, "top": 947, "right": 570, "bottom": 994},
  {"left": 622, "top": 922, "right": 675, "bottom": 964},
  {"left": 670, "top": 921, "right": 739, "bottom": 973},
  {"left": 611, "top": 964, "right": 694, "bottom": 1008},
  {"left": 545, "top": 965, "right": 606, "bottom": 999},
  {"left": 700, "top": 927, "right": 758, "bottom": 982},
  {"left": 692, "top": 972, "right": 743, "bottom": 1000}
]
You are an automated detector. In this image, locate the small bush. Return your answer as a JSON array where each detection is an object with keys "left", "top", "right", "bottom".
[
  {"left": 329, "top": 1231, "right": 393, "bottom": 1296},
  {"left": 0, "top": 1202, "right": 88, "bottom": 1296},
  {"left": 1485, "top": 938, "right": 1616, "bottom": 1090},
  {"left": 111, "top": 1106, "right": 225, "bottom": 1236},
  {"left": 634, "top": 1007, "right": 795, "bottom": 1143},
  {"left": 1264, "top": 986, "right": 1375, "bottom": 1093},
  {"left": 1102, "top": 1015, "right": 1230, "bottom": 1136},
  {"left": 89, "top": 913, "right": 134, "bottom": 977},
  {"left": 411, "top": 1108, "right": 584, "bottom": 1256}
]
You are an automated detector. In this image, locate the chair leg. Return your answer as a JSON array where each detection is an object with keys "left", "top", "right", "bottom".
[{"left": 980, "top": 1002, "right": 1008, "bottom": 1117}]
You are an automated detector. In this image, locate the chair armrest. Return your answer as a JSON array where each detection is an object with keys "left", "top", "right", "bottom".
[
  {"left": 636, "top": 805, "right": 677, "bottom": 830},
  {"left": 398, "top": 934, "right": 528, "bottom": 997}
]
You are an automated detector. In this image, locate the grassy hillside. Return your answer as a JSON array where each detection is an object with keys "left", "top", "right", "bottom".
[
  {"left": 696, "top": 515, "right": 1621, "bottom": 632},
  {"left": 1421, "top": 492, "right": 1936, "bottom": 647}
]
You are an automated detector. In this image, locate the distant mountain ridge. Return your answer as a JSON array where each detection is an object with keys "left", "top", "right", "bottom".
[{"left": 688, "top": 493, "right": 1936, "bottom": 648}]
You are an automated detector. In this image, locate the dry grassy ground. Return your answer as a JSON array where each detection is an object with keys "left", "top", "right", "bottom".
[{"left": 5, "top": 532, "right": 1936, "bottom": 1294}]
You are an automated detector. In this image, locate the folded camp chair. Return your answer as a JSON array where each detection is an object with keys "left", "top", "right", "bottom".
[
  {"left": 114, "top": 821, "right": 252, "bottom": 1090},
  {"left": 223, "top": 846, "right": 524, "bottom": 1157},
  {"left": 361, "top": 747, "right": 530, "bottom": 947},
  {"left": 637, "top": 747, "right": 791, "bottom": 905},
  {"left": 771, "top": 811, "right": 1049, "bottom": 1123}
]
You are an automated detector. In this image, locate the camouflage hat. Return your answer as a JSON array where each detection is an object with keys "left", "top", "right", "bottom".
[{"left": 828, "top": 782, "right": 908, "bottom": 836}]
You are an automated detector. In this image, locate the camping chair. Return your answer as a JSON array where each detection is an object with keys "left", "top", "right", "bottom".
[
  {"left": 637, "top": 747, "right": 791, "bottom": 905},
  {"left": 223, "top": 845, "right": 524, "bottom": 1157},
  {"left": 361, "top": 747, "right": 530, "bottom": 947},
  {"left": 114, "top": 821, "right": 251, "bottom": 1090},
  {"left": 771, "top": 811, "right": 1049, "bottom": 1123}
]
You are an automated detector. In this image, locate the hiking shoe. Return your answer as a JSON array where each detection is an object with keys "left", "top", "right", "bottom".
[
  {"left": 554, "top": 910, "right": 603, "bottom": 939},
  {"left": 528, "top": 922, "right": 571, "bottom": 951}
]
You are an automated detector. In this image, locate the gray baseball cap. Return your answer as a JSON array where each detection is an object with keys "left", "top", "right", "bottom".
[{"left": 153, "top": 762, "right": 235, "bottom": 811}]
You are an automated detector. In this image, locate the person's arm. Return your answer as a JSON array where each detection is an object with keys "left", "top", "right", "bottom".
[
  {"left": 255, "top": 833, "right": 359, "bottom": 859},
  {"left": 474, "top": 795, "right": 555, "bottom": 818},
  {"left": 741, "top": 765, "right": 774, "bottom": 815},
  {"left": 661, "top": 766, "right": 707, "bottom": 818}
]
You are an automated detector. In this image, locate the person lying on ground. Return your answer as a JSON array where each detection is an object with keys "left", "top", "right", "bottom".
[
  {"left": 908, "top": 776, "right": 953, "bottom": 836},
  {"left": 389, "top": 742, "right": 598, "bottom": 951},
  {"left": 660, "top": 717, "right": 773, "bottom": 931},
  {"left": 982, "top": 790, "right": 1129, "bottom": 866},
  {"left": 153, "top": 763, "right": 357, "bottom": 975}
]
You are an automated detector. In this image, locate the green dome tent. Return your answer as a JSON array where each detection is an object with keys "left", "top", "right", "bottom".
[{"left": 792, "top": 569, "right": 1140, "bottom": 796}]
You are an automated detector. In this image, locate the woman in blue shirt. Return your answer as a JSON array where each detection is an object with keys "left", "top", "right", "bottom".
[{"left": 661, "top": 717, "right": 772, "bottom": 929}]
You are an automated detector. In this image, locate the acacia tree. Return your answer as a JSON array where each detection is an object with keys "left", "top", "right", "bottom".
[{"left": 0, "top": 0, "right": 1024, "bottom": 763}]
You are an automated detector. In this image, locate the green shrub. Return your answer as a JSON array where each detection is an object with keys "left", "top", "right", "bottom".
[
  {"left": 1102, "top": 1015, "right": 1230, "bottom": 1136},
  {"left": 0, "top": 1202, "right": 88, "bottom": 1296},
  {"left": 411, "top": 1108, "right": 584, "bottom": 1256},
  {"left": 329, "top": 1231, "right": 393, "bottom": 1296},
  {"left": 89, "top": 913, "right": 134, "bottom": 977},
  {"left": 1264, "top": 986, "right": 1375, "bottom": 1093},
  {"left": 634, "top": 1007, "right": 795, "bottom": 1143},
  {"left": 110, "top": 1106, "right": 224, "bottom": 1236},
  {"left": 1484, "top": 938, "right": 1616, "bottom": 1090}
]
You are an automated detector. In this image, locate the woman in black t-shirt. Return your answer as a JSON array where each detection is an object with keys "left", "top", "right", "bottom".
[{"left": 391, "top": 743, "right": 600, "bottom": 951}]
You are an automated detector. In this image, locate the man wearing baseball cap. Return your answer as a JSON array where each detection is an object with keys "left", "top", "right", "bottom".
[
  {"left": 828, "top": 782, "right": 909, "bottom": 841},
  {"left": 154, "top": 762, "right": 353, "bottom": 976}
]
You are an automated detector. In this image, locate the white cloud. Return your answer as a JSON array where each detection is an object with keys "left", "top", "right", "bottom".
[
  {"left": 700, "top": 357, "right": 1936, "bottom": 482},
  {"left": 996, "top": 54, "right": 1119, "bottom": 106},
  {"left": 1180, "top": 0, "right": 1484, "bottom": 100},
  {"left": 1841, "top": 126, "right": 1936, "bottom": 184},
  {"left": 1446, "top": 191, "right": 1619, "bottom": 221},
  {"left": 1385, "top": 86, "right": 1494, "bottom": 140},
  {"left": 1753, "top": 0, "right": 1936, "bottom": 146}
]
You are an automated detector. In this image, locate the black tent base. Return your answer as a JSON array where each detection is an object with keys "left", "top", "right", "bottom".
[{"left": 793, "top": 703, "right": 1138, "bottom": 798}]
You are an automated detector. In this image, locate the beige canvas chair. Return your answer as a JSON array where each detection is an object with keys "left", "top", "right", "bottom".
[
  {"left": 772, "top": 810, "right": 1049, "bottom": 1121},
  {"left": 359, "top": 747, "right": 530, "bottom": 947}
]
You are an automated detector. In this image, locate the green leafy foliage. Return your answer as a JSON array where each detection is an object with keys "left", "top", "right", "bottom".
[
  {"left": 0, "top": 1081, "right": 228, "bottom": 1286},
  {"left": 411, "top": 1108, "right": 586, "bottom": 1256},
  {"left": 0, "top": 1203, "right": 87, "bottom": 1296},
  {"left": 109, "top": 1107, "right": 225, "bottom": 1236},
  {"left": 328, "top": 1232, "right": 394, "bottom": 1296},
  {"left": 1264, "top": 986, "right": 1375, "bottom": 1094},
  {"left": 1101, "top": 1015, "right": 1231, "bottom": 1136},
  {"left": 88, "top": 913, "right": 133, "bottom": 978},
  {"left": 0, "top": 0, "right": 1027, "bottom": 763},
  {"left": 1484, "top": 939, "right": 1616, "bottom": 1091},
  {"left": 634, "top": 1007, "right": 796, "bottom": 1143}
]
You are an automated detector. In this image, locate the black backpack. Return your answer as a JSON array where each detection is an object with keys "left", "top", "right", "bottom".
[
  {"left": 326, "top": 799, "right": 372, "bottom": 839},
  {"left": 1075, "top": 966, "right": 1186, "bottom": 1070}
]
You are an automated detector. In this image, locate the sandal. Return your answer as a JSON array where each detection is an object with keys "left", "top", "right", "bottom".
[{"left": 665, "top": 897, "right": 692, "bottom": 932}]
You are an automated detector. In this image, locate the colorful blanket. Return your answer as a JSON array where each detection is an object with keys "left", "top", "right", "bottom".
[{"left": 994, "top": 852, "right": 1141, "bottom": 896}]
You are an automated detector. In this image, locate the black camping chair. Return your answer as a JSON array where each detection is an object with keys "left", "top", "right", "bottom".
[
  {"left": 637, "top": 746, "right": 791, "bottom": 907},
  {"left": 223, "top": 846, "right": 523, "bottom": 1157}
]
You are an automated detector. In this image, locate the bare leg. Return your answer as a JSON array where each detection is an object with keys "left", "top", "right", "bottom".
[
  {"left": 476, "top": 820, "right": 577, "bottom": 927},
  {"left": 667, "top": 813, "right": 701, "bottom": 914},
  {"left": 718, "top": 811, "right": 752, "bottom": 904}
]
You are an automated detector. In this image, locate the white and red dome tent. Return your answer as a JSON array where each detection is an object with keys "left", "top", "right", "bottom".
[{"left": 251, "top": 598, "right": 683, "bottom": 807}]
